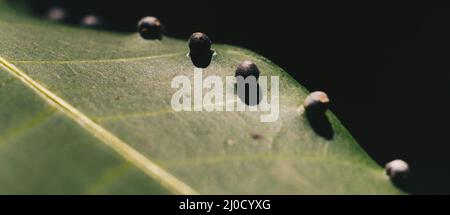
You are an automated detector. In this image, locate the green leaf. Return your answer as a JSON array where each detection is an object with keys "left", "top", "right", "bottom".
[{"left": 0, "top": 1, "right": 403, "bottom": 194}]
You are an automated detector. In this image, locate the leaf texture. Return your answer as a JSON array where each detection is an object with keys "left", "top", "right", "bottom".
[{"left": 0, "top": 1, "right": 403, "bottom": 194}]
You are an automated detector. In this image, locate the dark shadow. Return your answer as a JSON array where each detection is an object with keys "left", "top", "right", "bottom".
[
  {"left": 386, "top": 172, "right": 409, "bottom": 191},
  {"left": 189, "top": 50, "right": 213, "bottom": 69},
  {"left": 306, "top": 111, "right": 334, "bottom": 140},
  {"left": 236, "top": 83, "right": 263, "bottom": 106}
]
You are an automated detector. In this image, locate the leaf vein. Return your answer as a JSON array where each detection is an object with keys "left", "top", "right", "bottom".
[
  {"left": 9, "top": 52, "right": 184, "bottom": 64},
  {"left": 0, "top": 56, "right": 198, "bottom": 195}
]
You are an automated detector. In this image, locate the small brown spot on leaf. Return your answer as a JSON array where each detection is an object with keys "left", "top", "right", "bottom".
[{"left": 251, "top": 133, "right": 263, "bottom": 140}]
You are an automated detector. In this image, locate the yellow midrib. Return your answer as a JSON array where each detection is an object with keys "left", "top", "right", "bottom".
[
  {"left": 9, "top": 52, "right": 184, "bottom": 64},
  {"left": 0, "top": 56, "right": 198, "bottom": 195}
]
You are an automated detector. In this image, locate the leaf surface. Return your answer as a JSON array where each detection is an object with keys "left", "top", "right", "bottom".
[{"left": 0, "top": 1, "right": 403, "bottom": 194}]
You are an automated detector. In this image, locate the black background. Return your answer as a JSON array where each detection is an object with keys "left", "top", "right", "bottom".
[
  {"left": 2, "top": 195, "right": 448, "bottom": 213},
  {"left": 22, "top": 0, "right": 450, "bottom": 194}
]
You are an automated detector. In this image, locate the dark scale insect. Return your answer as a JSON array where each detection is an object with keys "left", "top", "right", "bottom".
[
  {"left": 188, "top": 32, "right": 214, "bottom": 68},
  {"left": 46, "top": 7, "right": 68, "bottom": 22},
  {"left": 235, "top": 61, "right": 262, "bottom": 106},
  {"left": 235, "top": 60, "right": 260, "bottom": 80},
  {"left": 80, "top": 14, "right": 104, "bottom": 28},
  {"left": 304, "top": 91, "right": 330, "bottom": 115},
  {"left": 138, "top": 16, "right": 163, "bottom": 40},
  {"left": 385, "top": 159, "right": 410, "bottom": 183},
  {"left": 304, "top": 91, "right": 334, "bottom": 140}
]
